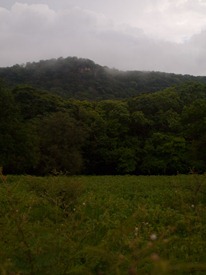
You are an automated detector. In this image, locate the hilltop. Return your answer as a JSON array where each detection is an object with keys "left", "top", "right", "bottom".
[
  {"left": 1, "top": 56, "right": 206, "bottom": 100},
  {"left": 1, "top": 57, "right": 206, "bottom": 175}
]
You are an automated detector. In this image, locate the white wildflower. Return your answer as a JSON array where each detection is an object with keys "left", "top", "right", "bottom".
[
  {"left": 134, "top": 227, "right": 138, "bottom": 237},
  {"left": 150, "top": 233, "right": 157, "bottom": 241}
]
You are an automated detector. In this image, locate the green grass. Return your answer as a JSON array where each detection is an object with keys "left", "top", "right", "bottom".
[{"left": 0, "top": 174, "right": 206, "bottom": 274}]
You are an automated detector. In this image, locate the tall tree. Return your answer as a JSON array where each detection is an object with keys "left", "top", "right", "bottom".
[
  {"left": 36, "top": 112, "right": 85, "bottom": 175},
  {"left": 0, "top": 82, "right": 38, "bottom": 173}
]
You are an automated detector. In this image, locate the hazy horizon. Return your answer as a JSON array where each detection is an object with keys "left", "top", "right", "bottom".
[{"left": 1, "top": 1, "right": 206, "bottom": 76}]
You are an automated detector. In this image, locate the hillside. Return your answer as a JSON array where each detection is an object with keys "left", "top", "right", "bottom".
[
  {"left": 1, "top": 57, "right": 206, "bottom": 175},
  {"left": 1, "top": 78, "right": 206, "bottom": 175},
  {"left": 1, "top": 57, "right": 206, "bottom": 100}
]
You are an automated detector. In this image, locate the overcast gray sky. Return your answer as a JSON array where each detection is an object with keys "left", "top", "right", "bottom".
[{"left": 1, "top": 0, "right": 206, "bottom": 75}]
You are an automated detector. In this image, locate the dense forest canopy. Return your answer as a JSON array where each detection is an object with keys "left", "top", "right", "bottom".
[
  {"left": 1, "top": 57, "right": 206, "bottom": 100},
  {"left": 0, "top": 57, "right": 206, "bottom": 175}
]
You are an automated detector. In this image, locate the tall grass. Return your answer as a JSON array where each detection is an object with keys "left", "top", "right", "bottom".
[{"left": 0, "top": 173, "right": 205, "bottom": 274}]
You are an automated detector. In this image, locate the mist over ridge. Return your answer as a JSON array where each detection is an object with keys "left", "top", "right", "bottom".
[{"left": 1, "top": 56, "right": 206, "bottom": 100}]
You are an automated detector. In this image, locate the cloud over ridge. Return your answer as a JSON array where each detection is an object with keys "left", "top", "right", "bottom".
[{"left": 0, "top": 1, "right": 206, "bottom": 75}]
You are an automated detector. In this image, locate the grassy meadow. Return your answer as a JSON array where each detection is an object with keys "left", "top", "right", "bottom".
[{"left": 0, "top": 174, "right": 206, "bottom": 274}]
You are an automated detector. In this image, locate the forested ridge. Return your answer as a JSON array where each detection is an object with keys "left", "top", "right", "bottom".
[
  {"left": 1, "top": 57, "right": 206, "bottom": 100},
  {"left": 0, "top": 57, "right": 206, "bottom": 175}
]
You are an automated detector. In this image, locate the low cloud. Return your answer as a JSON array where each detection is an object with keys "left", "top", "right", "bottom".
[{"left": 0, "top": 2, "right": 206, "bottom": 75}]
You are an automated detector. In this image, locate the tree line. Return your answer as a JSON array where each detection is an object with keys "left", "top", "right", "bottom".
[
  {"left": 1, "top": 57, "right": 206, "bottom": 100},
  {"left": 0, "top": 81, "right": 206, "bottom": 175}
]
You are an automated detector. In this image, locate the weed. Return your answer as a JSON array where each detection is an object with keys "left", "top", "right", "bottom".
[{"left": 0, "top": 174, "right": 205, "bottom": 274}]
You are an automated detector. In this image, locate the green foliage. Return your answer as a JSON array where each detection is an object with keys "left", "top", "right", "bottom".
[
  {"left": 0, "top": 83, "right": 38, "bottom": 173},
  {"left": 1, "top": 78, "right": 206, "bottom": 175},
  {"left": 141, "top": 133, "right": 188, "bottom": 174},
  {"left": 182, "top": 99, "right": 206, "bottom": 171},
  {"left": 1, "top": 57, "right": 206, "bottom": 100},
  {"left": 12, "top": 85, "right": 64, "bottom": 120},
  {"left": 36, "top": 112, "right": 86, "bottom": 175},
  {"left": 0, "top": 175, "right": 84, "bottom": 274},
  {"left": 0, "top": 175, "right": 205, "bottom": 274}
]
